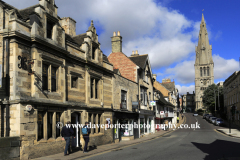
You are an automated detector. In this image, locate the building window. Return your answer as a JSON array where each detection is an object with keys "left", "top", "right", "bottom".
[
  {"left": 140, "top": 87, "right": 147, "bottom": 106},
  {"left": 71, "top": 76, "right": 78, "bottom": 88},
  {"left": 93, "top": 114, "right": 96, "bottom": 133},
  {"left": 98, "top": 114, "right": 101, "bottom": 133},
  {"left": 90, "top": 78, "right": 99, "bottom": 99},
  {"left": 204, "top": 67, "right": 206, "bottom": 76},
  {"left": 207, "top": 67, "right": 209, "bottom": 76},
  {"left": 92, "top": 47, "right": 97, "bottom": 60},
  {"left": 47, "top": 112, "right": 53, "bottom": 139},
  {"left": 121, "top": 90, "right": 127, "bottom": 109},
  {"left": 88, "top": 113, "right": 92, "bottom": 124},
  {"left": 51, "top": 66, "right": 57, "bottom": 92},
  {"left": 47, "top": 21, "right": 54, "bottom": 39},
  {"left": 42, "top": 64, "right": 49, "bottom": 91},
  {"left": 142, "top": 70, "right": 145, "bottom": 81},
  {"left": 200, "top": 67, "right": 202, "bottom": 77},
  {"left": 56, "top": 112, "right": 61, "bottom": 138},
  {"left": 37, "top": 111, "right": 44, "bottom": 140}
]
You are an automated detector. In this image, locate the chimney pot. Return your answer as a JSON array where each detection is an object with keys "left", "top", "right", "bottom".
[
  {"left": 135, "top": 50, "right": 138, "bottom": 55},
  {"left": 113, "top": 32, "right": 116, "bottom": 36},
  {"left": 117, "top": 31, "right": 120, "bottom": 36},
  {"left": 132, "top": 51, "right": 135, "bottom": 55}
]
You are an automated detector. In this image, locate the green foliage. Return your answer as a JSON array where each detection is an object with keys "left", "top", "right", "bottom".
[{"left": 202, "top": 84, "right": 224, "bottom": 114}]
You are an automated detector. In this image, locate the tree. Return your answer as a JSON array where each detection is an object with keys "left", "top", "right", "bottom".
[{"left": 202, "top": 84, "right": 224, "bottom": 116}]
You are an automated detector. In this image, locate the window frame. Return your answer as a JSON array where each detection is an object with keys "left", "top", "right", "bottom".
[
  {"left": 121, "top": 90, "right": 127, "bottom": 109},
  {"left": 47, "top": 20, "right": 54, "bottom": 39}
]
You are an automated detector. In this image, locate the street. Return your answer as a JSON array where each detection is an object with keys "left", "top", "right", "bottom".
[{"left": 83, "top": 113, "right": 240, "bottom": 160}]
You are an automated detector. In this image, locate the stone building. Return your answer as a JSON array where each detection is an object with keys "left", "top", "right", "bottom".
[
  {"left": 108, "top": 32, "right": 155, "bottom": 137},
  {"left": 112, "top": 69, "right": 139, "bottom": 141},
  {"left": 223, "top": 71, "right": 240, "bottom": 126},
  {"left": 195, "top": 14, "right": 214, "bottom": 110},
  {"left": 153, "top": 79, "right": 176, "bottom": 124},
  {"left": 0, "top": 0, "right": 114, "bottom": 159}
]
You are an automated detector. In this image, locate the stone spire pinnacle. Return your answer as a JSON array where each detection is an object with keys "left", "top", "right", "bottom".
[
  {"left": 201, "top": 13, "right": 205, "bottom": 23},
  {"left": 195, "top": 14, "right": 213, "bottom": 65}
]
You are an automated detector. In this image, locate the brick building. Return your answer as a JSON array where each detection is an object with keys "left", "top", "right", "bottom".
[
  {"left": 108, "top": 31, "right": 155, "bottom": 136},
  {"left": 0, "top": 0, "right": 114, "bottom": 159}
]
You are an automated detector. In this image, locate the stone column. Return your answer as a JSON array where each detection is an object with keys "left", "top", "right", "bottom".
[
  {"left": 52, "top": 112, "right": 56, "bottom": 139},
  {"left": 96, "top": 114, "right": 99, "bottom": 134},
  {"left": 43, "top": 112, "right": 47, "bottom": 140},
  {"left": 91, "top": 114, "right": 94, "bottom": 134}
]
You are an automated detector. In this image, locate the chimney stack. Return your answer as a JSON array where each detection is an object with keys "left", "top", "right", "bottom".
[
  {"left": 131, "top": 51, "right": 135, "bottom": 56},
  {"left": 60, "top": 17, "right": 76, "bottom": 37},
  {"left": 111, "top": 31, "right": 122, "bottom": 53},
  {"left": 135, "top": 50, "right": 139, "bottom": 56}
]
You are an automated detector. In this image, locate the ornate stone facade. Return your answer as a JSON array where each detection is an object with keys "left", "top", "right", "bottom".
[{"left": 195, "top": 14, "right": 214, "bottom": 110}]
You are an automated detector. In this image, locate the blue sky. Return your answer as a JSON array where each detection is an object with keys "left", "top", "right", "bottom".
[{"left": 6, "top": 0, "right": 240, "bottom": 94}]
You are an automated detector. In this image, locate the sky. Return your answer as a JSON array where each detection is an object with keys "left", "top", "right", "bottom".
[{"left": 6, "top": 0, "right": 240, "bottom": 95}]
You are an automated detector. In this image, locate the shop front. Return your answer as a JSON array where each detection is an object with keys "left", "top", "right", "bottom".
[
  {"left": 113, "top": 111, "right": 139, "bottom": 142},
  {"left": 139, "top": 109, "right": 155, "bottom": 136}
]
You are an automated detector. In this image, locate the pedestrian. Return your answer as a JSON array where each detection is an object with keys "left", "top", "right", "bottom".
[
  {"left": 61, "top": 121, "right": 74, "bottom": 156},
  {"left": 177, "top": 117, "right": 179, "bottom": 123},
  {"left": 82, "top": 122, "right": 91, "bottom": 153},
  {"left": 182, "top": 114, "right": 184, "bottom": 120}
]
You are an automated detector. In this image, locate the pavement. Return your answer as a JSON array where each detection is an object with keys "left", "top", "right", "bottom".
[
  {"left": 214, "top": 119, "right": 240, "bottom": 138},
  {"left": 32, "top": 116, "right": 186, "bottom": 160}
]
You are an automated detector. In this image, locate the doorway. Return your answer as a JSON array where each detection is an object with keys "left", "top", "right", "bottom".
[{"left": 71, "top": 112, "right": 81, "bottom": 148}]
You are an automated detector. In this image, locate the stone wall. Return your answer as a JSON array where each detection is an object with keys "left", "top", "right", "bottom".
[
  {"left": 113, "top": 74, "right": 138, "bottom": 110},
  {"left": 0, "top": 136, "right": 20, "bottom": 160}
]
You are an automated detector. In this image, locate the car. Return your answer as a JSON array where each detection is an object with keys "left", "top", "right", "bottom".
[
  {"left": 206, "top": 115, "right": 213, "bottom": 121},
  {"left": 209, "top": 117, "right": 216, "bottom": 123},
  {"left": 203, "top": 114, "right": 209, "bottom": 119},
  {"left": 193, "top": 113, "right": 198, "bottom": 116},
  {"left": 215, "top": 118, "right": 224, "bottom": 126}
]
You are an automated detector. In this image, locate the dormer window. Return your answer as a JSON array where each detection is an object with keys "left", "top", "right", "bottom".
[
  {"left": 92, "top": 46, "right": 97, "bottom": 60},
  {"left": 47, "top": 21, "right": 54, "bottom": 39}
]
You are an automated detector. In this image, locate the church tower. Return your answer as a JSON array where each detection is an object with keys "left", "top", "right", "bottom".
[{"left": 195, "top": 14, "right": 214, "bottom": 110}]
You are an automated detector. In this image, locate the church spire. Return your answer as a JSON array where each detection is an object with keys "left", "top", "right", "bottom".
[{"left": 195, "top": 13, "right": 213, "bottom": 65}]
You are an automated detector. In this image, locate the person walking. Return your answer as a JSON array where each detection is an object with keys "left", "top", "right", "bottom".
[
  {"left": 61, "top": 121, "right": 74, "bottom": 156},
  {"left": 177, "top": 117, "right": 179, "bottom": 123},
  {"left": 82, "top": 122, "right": 91, "bottom": 153}
]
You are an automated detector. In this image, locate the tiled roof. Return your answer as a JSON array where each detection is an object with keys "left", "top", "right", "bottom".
[
  {"left": 65, "top": 34, "right": 80, "bottom": 46},
  {"left": 72, "top": 33, "right": 88, "bottom": 46},
  {"left": 161, "top": 82, "right": 175, "bottom": 92},
  {"left": 128, "top": 55, "right": 148, "bottom": 69},
  {"left": 19, "top": 5, "right": 39, "bottom": 20}
]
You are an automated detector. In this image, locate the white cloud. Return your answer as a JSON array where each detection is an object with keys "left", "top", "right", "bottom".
[
  {"left": 6, "top": 0, "right": 197, "bottom": 69},
  {"left": 176, "top": 85, "right": 195, "bottom": 95},
  {"left": 213, "top": 55, "right": 238, "bottom": 79},
  {"left": 162, "top": 54, "right": 239, "bottom": 84}
]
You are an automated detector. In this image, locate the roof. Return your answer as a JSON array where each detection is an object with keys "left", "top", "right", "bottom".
[
  {"left": 72, "top": 33, "right": 88, "bottom": 46},
  {"left": 128, "top": 54, "right": 148, "bottom": 69},
  {"left": 154, "top": 88, "right": 175, "bottom": 108},
  {"left": 161, "top": 82, "right": 175, "bottom": 92},
  {"left": 19, "top": 4, "right": 39, "bottom": 20},
  {"left": 65, "top": 34, "right": 80, "bottom": 46},
  {"left": 0, "top": 0, "right": 23, "bottom": 19},
  {"left": 113, "top": 69, "right": 120, "bottom": 75},
  {"left": 103, "top": 54, "right": 109, "bottom": 62}
]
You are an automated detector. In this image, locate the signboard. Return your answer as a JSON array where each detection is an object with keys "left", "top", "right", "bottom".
[
  {"left": 160, "top": 111, "right": 164, "bottom": 115},
  {"left": 26, "top": 105, "right": 32, "bottom": 111},
  {"left": 150, "top": 101, "right": 156, "bottom": 106},
  {"left": 132, "top": 102, "right": 138, "bottom": 109}
]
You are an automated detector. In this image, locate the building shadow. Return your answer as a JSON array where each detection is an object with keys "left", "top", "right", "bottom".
[{"left": 192, "top": 139, "right": 240, "bottom": 159}]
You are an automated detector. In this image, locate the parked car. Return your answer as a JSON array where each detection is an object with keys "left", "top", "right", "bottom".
[
  {"left": 203, "top": 114, "right": 209, "bottom": 119},
  {"left": 209, "top": 117, "right": 216, "bottom": 123},
  {"left": 206, "top": 115, "right": 213, "bottom": 121},
  {"left": 215, "top": 118, "right": 224, "bottom": 126},
  {"left": 193, "top": 112, "right": 198, "bottom": 116}
]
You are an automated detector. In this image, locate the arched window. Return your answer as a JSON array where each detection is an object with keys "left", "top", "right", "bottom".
[
  {"left": 200, "top": 67, "right": 202, "bottom": 77},
  {"left": 207, "top": 67, "right": 209, "bottom": 76},
  {"left": 203, "top": 67, "right": 206, "bottom": 76}
]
